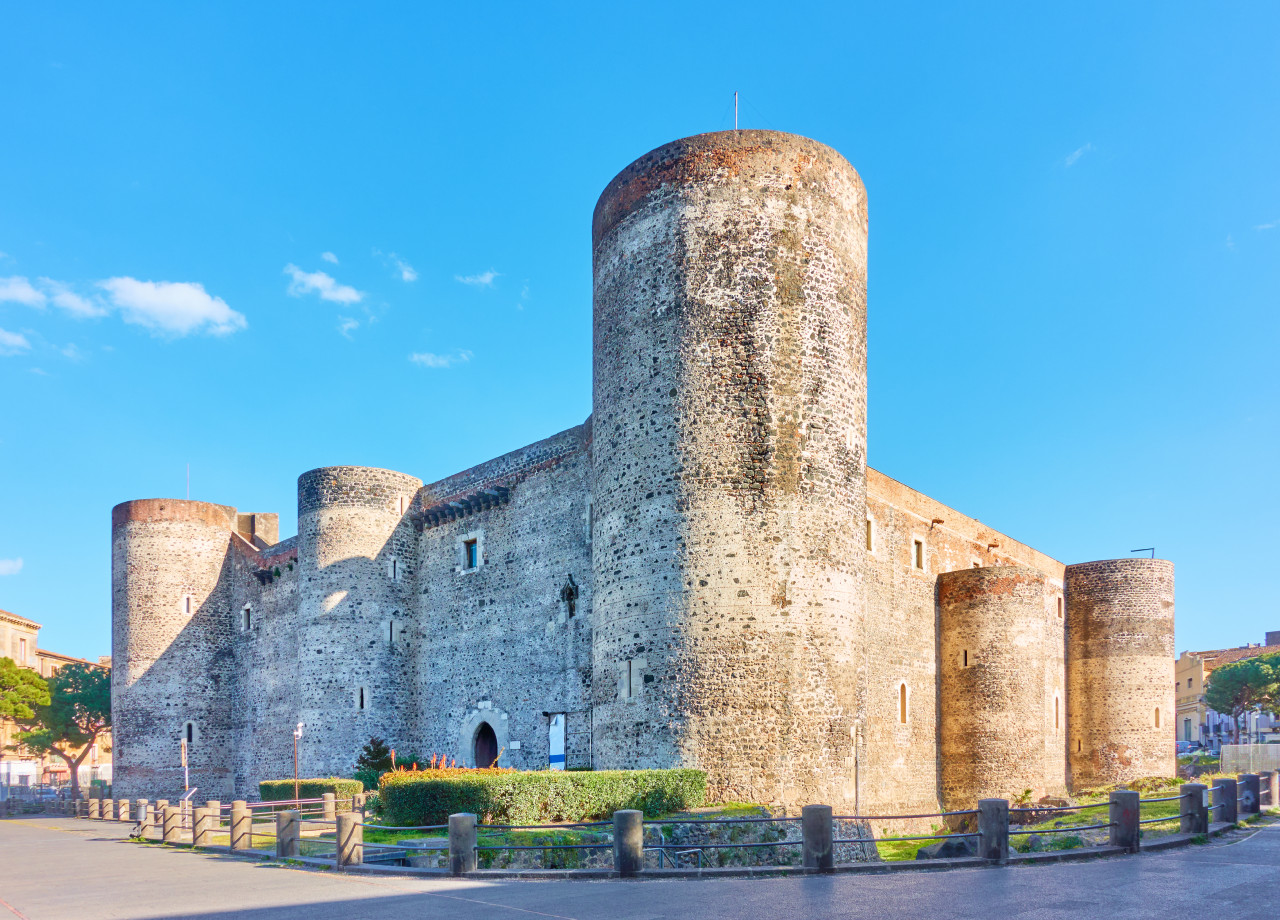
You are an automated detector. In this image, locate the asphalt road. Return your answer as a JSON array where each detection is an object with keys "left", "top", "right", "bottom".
[{"left": 2, "top": 814, "right": 1278, "bottom": 920}]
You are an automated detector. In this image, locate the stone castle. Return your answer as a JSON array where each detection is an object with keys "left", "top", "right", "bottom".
[{"left": 112, "top": 130, "right": 1175, "bottom": 812}]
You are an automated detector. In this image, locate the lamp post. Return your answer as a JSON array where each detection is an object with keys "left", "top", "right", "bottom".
[{"left": 293, "top": 722, "right": 304, "bottom": 803}]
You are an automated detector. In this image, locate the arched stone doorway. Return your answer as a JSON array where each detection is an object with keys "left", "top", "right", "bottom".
[{"left": 474, "top": 722, "right": 498, "bottom": 769}]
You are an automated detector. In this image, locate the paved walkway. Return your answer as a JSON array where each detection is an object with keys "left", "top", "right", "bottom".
[{"left": 2, "top": 814, "right": 1278, "bottom": 920}]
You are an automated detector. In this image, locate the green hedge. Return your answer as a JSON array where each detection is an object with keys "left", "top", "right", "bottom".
[
  {"left": 380, "top": 769, "right": 706, "bottom": 826},
  {"left": 259, "top": 777, "right": 363, "bottom": 811}
]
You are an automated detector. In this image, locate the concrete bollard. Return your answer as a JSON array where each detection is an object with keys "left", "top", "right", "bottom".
[
  {"left": 978, "top": 799, "right": 1009, "bottom": 865},
  {"left": 323, "top": 793, "right": 336, "bottom": 823},
  {"left": 137, "top": 800, "right": 152, "bottom": 836},
  {"left": 276, "top": 810, "right": 300, "bottom": 858},
  {"left": 1180, "top": 783, "right": 1208, "bottom": 834},
  {"left": 230, "top": 804, "right": 252, "bottom": 851},
  {"left": 337, "top": 812, "right": 363, "bottom": 868},
  {"left": 449, "top": 813, "right": 478, "bottom": 876},
  {"left": 117, "top": 799, "right": 131, "bottom": 822},
  {"left": 162, "top": 806, "right": 182, "bottom": 844},
  {"left": 1215, "top": 778, "right": 1238, "bottom": 825},
  {"left": 802, "top": 804, "right": 835, "bottom": 872},
  {"left": 104, "top": 798, "right": 116, "bottom": 821},
  {"left": 612, "top": 809, "right": 644, "bottom": 877},
  {"left": 1237, "top": 775, "right": 1260, "bottom": 816},
  {"left": 1109, "top": 790, "right": 1140, "bottom": 853},
  {"left": 193, "top": 807, "right": 214, "bottom": 846},
  {"left": 88, "top": 798, "right": 101, "bottom": 820}
]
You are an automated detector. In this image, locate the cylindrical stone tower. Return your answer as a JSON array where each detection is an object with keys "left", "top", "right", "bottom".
[
  {"left": 111, "top": 499, "right": 237, "bottom": 799},
  {"left": 295, "top": 466, "right": 422, "bottom": 775},
  {"left": 938, "top": 566, "right": 1063, "bottom": 808},
  {"left": 1065, "top": 559, "right": 1175, "bottom": 788},
  {"left": 590, "top": 130, "right": 869, "bottom": 809}
]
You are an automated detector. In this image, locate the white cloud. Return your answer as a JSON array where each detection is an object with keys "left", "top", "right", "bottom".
[
  {"left": 98, "top": 278, "right": 247, "bottom": 336},
  {"left": 39, "top": 278, "right": 107, "bottom": 317},
  {"left": 410, "top": 350, "right": 472, "bottom": 368},
  {"left": 0, "top": 557, "right": 23, "bottom": 576},
  {"left": 337, "top": 317, "right": 359, "bottom": 339},
  {"left": 1065, "top": 143, "right": 1093, "bottom": 167},
  {"left": 284, "top": 264, "right": 364, "bottom": 304},
  {"left": 1255, "top": 219, "right": 1278, "bottom": 231},
  {"left": 29, "top": 367, "right": 48, "bottom": 375},
  {"left": 0, "top": 327, "right": 31, "bottom": 355},
  {"left": 374, "top": 249, "right": 419, "bottom": 282},
  {"left": 0, "top": 276, "right": 47, "bottom": 307},
  {"left": 1225, "top": 234, "right": 1236, "bottom": 250},
  {"left": 321, "top": 251, "right": 339, "bottom": 264},
  {"left": 455, "top": 269, "right": 499, "bottom": 287},
  {"left": 60, "top": 343, "right": 84, "bottom": 361}
]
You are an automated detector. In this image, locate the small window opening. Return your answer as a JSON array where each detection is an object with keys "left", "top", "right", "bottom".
[
  {"left": 182, "top": 595, "right": 192, "bottom": 615},
  {"left": 389, "top": 621, "right": 396, "bottom": 644},
  {"left": 242, "top": 606, "right": 252, "bottom": 632},
  {"left": 464, "top": 539, "right": 478, "bottom": 570},
  {"left": 962, "top": 649, "right": 969, "bottom": 668},
  {"left": 184, "top": 721, "right": 194, "bottom": 745},
  {"left": 358, "top": 687, "right": 367, "bottom": 711},
  {"left": 898, "top": 683, "right": 908, "bottom": 724},
  {"left": 1057, "top": 597, "right": 1063, "bottom": 619},
  {"left": 1077, "top": 739, "right": 1082, "bottom": 753},
  {"left": 912, "top": 540, "right": 924, "bottom": 570},
  {"left": 586, "top": 500, "right": 594, "bottom": 542},
  {"left": 397, "top": 495, "right": 407, "bottom": 515},
  {"left": 1054, "top": 696, "right": 1060, "bottom": 731},
  {"left": 1154, "top": 707, "right": 1160, "bottom": 728},
  {"left": 18, "top": 637, "right": 27, "bottom": 664},
  {"left": 865, "top": 518, "right": 873, "bottom": 552},
  {"left": 390, "top": 557, "right": 399, "bottom": 580}
]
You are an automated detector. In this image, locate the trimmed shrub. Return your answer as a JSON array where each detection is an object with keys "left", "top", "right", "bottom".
[
  {"left": 380, "top": 768, "right": 706, "bottom": 826},
  {"left": 259, "top": 777, "right": 363, "bottom": 811}
]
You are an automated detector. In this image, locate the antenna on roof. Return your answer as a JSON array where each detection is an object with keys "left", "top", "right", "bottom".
[
  {"left": 734, "top": 91, "right": 739, "bottom": 131},
  {"left": 1131, "top": 547, "right": 1155, "bottom": 559}
]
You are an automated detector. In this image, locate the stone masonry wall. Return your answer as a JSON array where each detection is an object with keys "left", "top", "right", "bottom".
[{"left": 412, "top": 425, "right": 593, "bottom": 770}]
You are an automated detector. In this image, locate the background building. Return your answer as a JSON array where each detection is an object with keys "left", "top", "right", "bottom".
[
  {"left": 1175, "top": 631, "right": 1280, "bottom": 750},
  {"left": 0, "top": 608, "right": 111, "bottom": 796}
]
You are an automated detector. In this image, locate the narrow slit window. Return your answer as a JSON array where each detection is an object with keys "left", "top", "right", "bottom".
[
  {"left": 358, "top": 687, "right": 367, "bottom": 710},
  {"left": 865, "top": 518, "right": 874, "bottom": 551},
  {"left": 1077, "top": 739, "right": 1082, "bottom": 753},
  {"left": 898, "top": 683, "right": 908, "bottom": 724},
  {"left": 1054, "top": 696, "right": 1060, "bottom": 731},
  {"left": 390, "top": 557, "right": 398, "bottom": 580},
  {"left": 183, "top": 595, "right": 192, "bottom": 615},
  {"left": 1057, "top": 597, "right": 1063, "bottom": 619},
  {"left": 464, "top": 539, "right": 478, "bottom": 570},
  {"left": 1154, "top": 707, "right": 1160, "bottom": 729},
  {"left": 18, "top": 637, "right": 27, "bottom": 664},
  {"left": 962, "top": 649, "right": 969, "bottom": 668},
  {"left": 242, "top": 606, "right": 252, "bottom": 631},
  {"left": 184, "top": 722, "right": 194, "bottom": 745},
  {"left": 912, "top": 540, "right": 924, "bottom": 570}
]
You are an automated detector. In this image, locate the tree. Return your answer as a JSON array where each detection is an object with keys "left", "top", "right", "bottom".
[
  {"left": 356, "top": 736, "right": 393, "bottom": 774},
  {"left": 0, "top": 656, "right": 49, "bottom": 720},
  {"left": 1204, "top": 656, "right": 1279, "bottom": 744},
  {"left": 14, "top": 663, "right": 110, "bottom": 799}
]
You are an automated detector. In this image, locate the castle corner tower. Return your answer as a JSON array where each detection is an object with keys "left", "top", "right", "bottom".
[{"left": 589, "top": 130, "right": 869, "bottom": 809}]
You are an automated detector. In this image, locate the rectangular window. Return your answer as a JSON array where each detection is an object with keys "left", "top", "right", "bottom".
[
  {"left": 865, "top": 518, "right": 874, "bottom": 551},
  {"left": 464, "top": 539, "right": 478, "bottom": 570},
  {"left": 18, "top": 637, "right": 27, "bottom": 664},
  {"left": 389, "top": 557, "right": 399, "bottom": 580},
  {"left": 242, "top": 606, "right": 252, "bottom": 632},
  {"left": 1057, "top": 597, "right": 1063, "bottom": 619},
  {"left": 912, "top": 540, "right": 924, "bottom": 570}
]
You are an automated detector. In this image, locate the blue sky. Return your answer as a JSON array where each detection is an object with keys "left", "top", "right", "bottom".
[{"left": 1, "top": 2, "right": 1276, "bottom": 660}]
